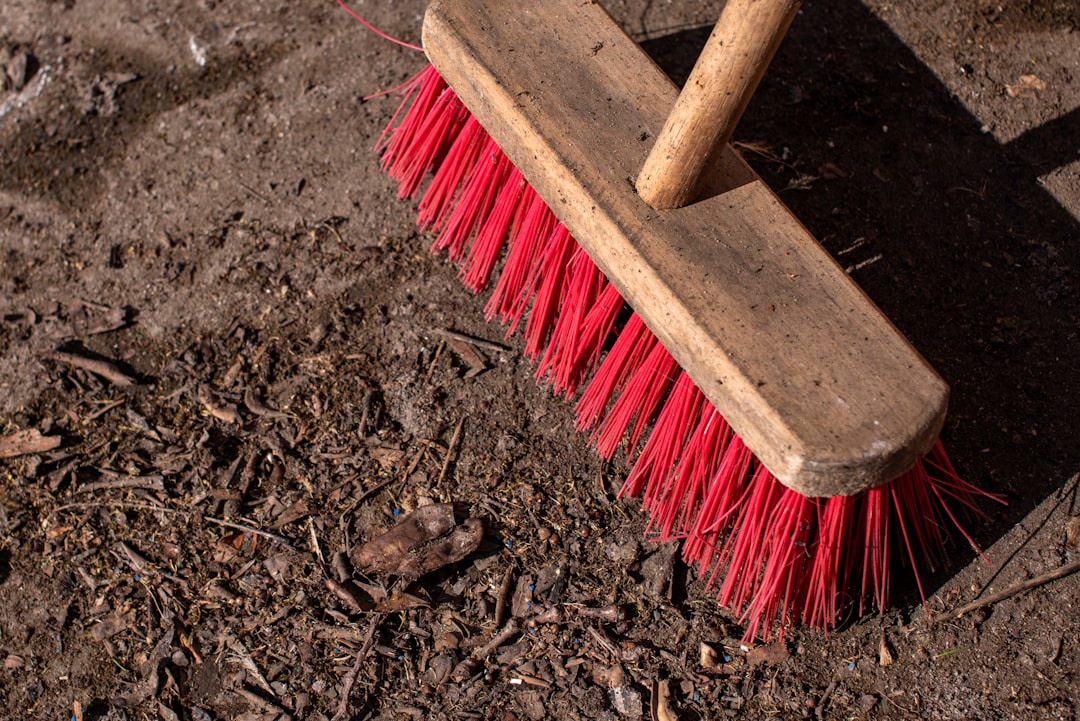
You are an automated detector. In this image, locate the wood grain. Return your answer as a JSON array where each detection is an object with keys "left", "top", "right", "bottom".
[{"left": 422, "top": 0, "right": 947, "bottom": 496}]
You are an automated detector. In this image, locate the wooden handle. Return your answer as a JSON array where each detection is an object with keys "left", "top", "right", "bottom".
[{"left": 636, "top": 0, "right": 800, "bottom": 209}]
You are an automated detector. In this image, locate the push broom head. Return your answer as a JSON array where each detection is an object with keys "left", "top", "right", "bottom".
[{"left": 366, "top": 0, "right": 996, "bottom": 638}]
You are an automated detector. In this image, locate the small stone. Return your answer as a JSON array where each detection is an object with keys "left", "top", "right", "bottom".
[
  {"left": 5, "top": 52, "right": 31, "bottom": 91},
  {"left": 859, "top": 694, "right": 879, "bottom": 713},
  {"left": 1065, "top": 516, "right": 1080, "bottom": 551},
  {"left": 604, "top": 536, "right": 639, "bottom": 564},
  {"left": 609, "top": 685, "right": 643, "bottom": 720}
]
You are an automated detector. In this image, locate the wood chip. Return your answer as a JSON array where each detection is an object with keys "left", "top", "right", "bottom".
[
  {"left": 0, "top": 428, "right": 61, "bottom": 458},
  {"left": 879, "top": 629, "right": 894, "bottom": 667},
  {"left": 1005, "top": 73, "right": 1046, "bottom": 96},
  {"left": 1066, "top": 516, "right": 1080, "bottom": 551},
  {"left": 652, "top": 679, "right": 677, "bottom": 721},
  {"left": 352, "top": 503, "right": 483, "bottom": 579},
  {"left": 745, "top": 642, "right": 789, "bottom": 667}
]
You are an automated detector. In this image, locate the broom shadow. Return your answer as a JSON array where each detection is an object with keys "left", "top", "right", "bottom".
[{"left": 640, "top": 0, "right": 1080, "bottom": 609}]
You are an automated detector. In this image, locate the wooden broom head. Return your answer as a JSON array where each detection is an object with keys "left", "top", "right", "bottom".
[{"left": 420, "top": 0, "right": 947, "bottom": 497}]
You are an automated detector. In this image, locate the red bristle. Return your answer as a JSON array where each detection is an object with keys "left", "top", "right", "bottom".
[
  {"left": 713, "top": 467, "right": 785, "bottom": 612},
  {"left": 574, "top": 312, "right": 650, "bottom": 434},
  {"left": 336, "top": 0, "right": 423, "bottom": 52},
  {"left": 594, "top": 338, "right": 677, "bottom": 459},
  {"left": 485, "top": 188, "right": 557, "bottom": 332},
  {"left": 373, "top": 68, "right": 427, "bottom": 153},
  {"left": 907, "top": 464, "right": 952, "bottom": 573},
  {"left": 462, "top": 165, "right": 525, "bottom": 292},
  {"left": 535, "top": 247, "right": 600, "bottom": 394},
  {"left": 801, "top": 495, "right": 854, "bottom": 630},
  {"left": 620, "top": 372, "right": 705, "bottom": 510},
  {"left": 523, "top": 225, "right": 575, "bottom": 360},
  {"left": 682, "top": 434, "right": 754, "bottom": 573},
  {"left": 417, "top": 115, "right": 488, "bottom": 231},
  {"left": 655, "top": 408, "right": 733, "bottom": 540},
  {"left": 380, "top": 67, "right": 469, "bottom": 199},
  {"left": 431, "top": 135, "right": 507, "bottom": 261},
  {"left": 741, "top": 490, "right": 815, "bottom": 640},
  {"left": 375, "top": 62, "right": 996, "bottom": 640},
  {"left": 536, "top": 248, "right": 617, "bottom": 396},
  {"left": 859, "top": 485, "right": 891, "bottom": 615},
  {"left": 890, "top": 474, "right": 931, "bottom": 606},
  {"left": 566, "top": 281, "right": 625, "bottom": 391}
]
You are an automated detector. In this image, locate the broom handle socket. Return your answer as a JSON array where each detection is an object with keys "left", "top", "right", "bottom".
[{"left": 636, "top": 0, "right": 800, "bottom": 209}]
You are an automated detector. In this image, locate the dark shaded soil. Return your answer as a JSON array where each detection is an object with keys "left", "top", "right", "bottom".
[{"left": 1, "top": 0, "right": 1078, "bottom": 719}]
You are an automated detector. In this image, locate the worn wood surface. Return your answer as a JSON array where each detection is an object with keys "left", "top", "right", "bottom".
[
  {"left": 422, "top": 0, "right": 947, "bottom": 496},
  {"left": 636, "top": 0, "right": 801, "bottom": 209}
]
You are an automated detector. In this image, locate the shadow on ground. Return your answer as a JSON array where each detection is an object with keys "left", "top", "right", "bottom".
[{"left": 642, "top": 0, "right": 1080, "bottom": 601}]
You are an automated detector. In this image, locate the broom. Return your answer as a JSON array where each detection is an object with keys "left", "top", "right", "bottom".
[{"left": 349, "top": 0, "right": 994, "bottom": 638}]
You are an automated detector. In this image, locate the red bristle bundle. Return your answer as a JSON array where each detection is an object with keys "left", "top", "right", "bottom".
[
  {"left": 574, "top": 311, "right": 648, "bottom": 434},
  {"left": 378, "top": 66, "right": 468, "bottom": 199},
  {"left": 377, "top": 65, "right": 997, "bottom": 639},
  {"left": 485, "top": 187, "right": 556, "bottom": 333}
]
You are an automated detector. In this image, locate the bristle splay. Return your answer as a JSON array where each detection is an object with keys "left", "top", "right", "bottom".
[{"left": 376, "top": 64, "right": 995, "bottom": 639}]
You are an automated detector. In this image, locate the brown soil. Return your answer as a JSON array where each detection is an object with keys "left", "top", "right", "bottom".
[{"left": 1, "top": 0, "right": 1078, "bottom": 719}]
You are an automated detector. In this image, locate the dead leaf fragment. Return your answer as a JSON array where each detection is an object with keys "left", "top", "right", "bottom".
[
  {"left": 271, "top": 498, "right": 309, "bottom": 529},
  {"left": 68, "top": 302, "right": 130, "bottom": 337},
  {"left": 590, "top": 663, "right": 625, "bottom": 689},
  {"left": 91, "top": 612, "right": 128, "bottom": 641},
  {"left": 326, "top": 578, "right": 375, "bottom": 612},
  {"left": 352, "top": 504, "right": 483, "bottom": 579},
  {"left": 699, "top": 642, "right": 719, "bottom": 671},
  {"left": 445, "top": 335, "right": 488, "bottom": 378},
  {"left": 819, "top": 161, "right": 849, "bottom": 179},
  {"left": 0, "top": 428, "right": 61, "bottom": 458},
  {"left": 243, "top": 387, "right": 289, "bottom": 418},
  {"left": 375, "top": 586, "right": 433, "bottom": 612},
  {"left": 51, "top": 349, "right": 136, "bottom": 386},
  {"left": 368, "top": 446, "right": 405, "bottom": 472}
]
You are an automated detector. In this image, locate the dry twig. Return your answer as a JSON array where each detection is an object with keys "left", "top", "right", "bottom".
[
  {"left": 436, "top": 416, "right": 465, "bottom": 487},
  {"left": 50, "top": 350, "right": 136, "bottom": 386},
  {"left": 936, "top": 558, "right": 1080, "bottom": 623},
  {"left": 331, "top": 613, "right": 383, "bottom": 721}
]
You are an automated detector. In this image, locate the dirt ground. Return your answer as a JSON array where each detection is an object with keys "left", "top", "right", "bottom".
[{"left": 1, "top": 0, "right": 1078, "bottom": 719}]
